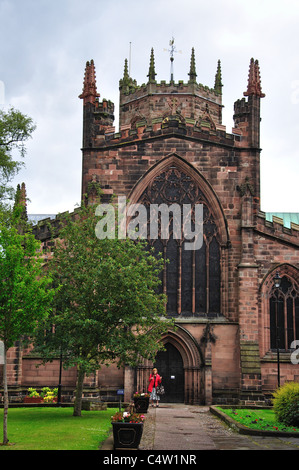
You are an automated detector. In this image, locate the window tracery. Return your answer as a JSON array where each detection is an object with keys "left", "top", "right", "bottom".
[
  {"left": 137, "top": 164, "right": 221, "bottom": 317},
  {"left": 269, "top": 276, "right": 299, "bottom": 350}
]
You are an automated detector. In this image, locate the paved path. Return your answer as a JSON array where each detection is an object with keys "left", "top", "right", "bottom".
[{"left": 138, "top": 404, "right": 299, "bottom": 451}]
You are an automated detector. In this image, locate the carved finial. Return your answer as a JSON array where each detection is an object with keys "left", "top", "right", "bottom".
[
  {"left": 79, "top": 59, "right": 100, "bottom": 104},
  {"left": 147, "top": 48, "right": 157, "bottom": 83},
  {"left": 244, "top": 58, "right": 265, "bottom": 98},
  {"left": 119, "top": 58, "right": 137, "bottom": 91},
  {"left": 188, "top": 48, "right": 197, "bottom": 84},
  {"left": 214, "top": 59, "right": 223, "bottom": 95},
  {"left": 123, "top": 58, "right": 130, "bottom": 84}
]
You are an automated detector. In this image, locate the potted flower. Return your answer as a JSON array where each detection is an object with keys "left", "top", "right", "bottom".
[
  {"left": 24, "top": 387, "right": 59, "bottom": 404},
  {"left": 24, "top": 388, "right": 43, "bottom": 404},
  {"left": 111, "top": 411, "right": 145, "bottom": 449},
  {"left": 133, "top": 392, "right": 150, "bottom": 413},
  {"left": 41, "top": 387, "right": 58, "bottom": 403}
]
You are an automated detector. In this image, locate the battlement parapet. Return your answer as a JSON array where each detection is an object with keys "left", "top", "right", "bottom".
[
  {"left": 90, "top": 114, "right": 244, "bottom": 149},
  {"left": 120, "top": 79, "right": 221, "bottom": 101},
  {"left": 95, "top": 98, "right": 115, "bottom": 113},
  {"left": 31, "top": 208, "right": 82, "bottom": 242},
  {"left": 256, "top": 210, "right": 299, "bottom": 245}
]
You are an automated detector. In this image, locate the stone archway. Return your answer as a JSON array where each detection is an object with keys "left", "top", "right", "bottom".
[
  {"left": 127, "top": 153, "right": 230, "bottom": 318},
  {"left": 136, "top": 326, "right": 205, "bottom": 404},
  {"left": 154, "top": 342, "right": 185, "bottom": 403}
]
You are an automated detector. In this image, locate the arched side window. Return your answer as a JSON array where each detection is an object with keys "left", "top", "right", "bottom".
[
  {"left": 269, "top": 276, "right": 299, "bottom": 351},
  {"left": 137, "top": 163, "right": 221, "bottom": 318}
]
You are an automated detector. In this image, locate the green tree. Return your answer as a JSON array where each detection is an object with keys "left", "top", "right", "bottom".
[
  {"left": 34, "top": 202, "right": 171, "bottom": 416},
  {"left": 0, "top": 206, "right": 56, "bottom": 445},
  {"left": 0, "top": 107, "right": 35, "bottom": 203}
]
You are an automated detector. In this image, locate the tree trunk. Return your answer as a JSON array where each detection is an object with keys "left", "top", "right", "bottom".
[
  {"left": 2, "top": 345, "right": 8, "bottom": 445},
  {"left": 73, "top": 365, "right": 85, "bottom": 417}
]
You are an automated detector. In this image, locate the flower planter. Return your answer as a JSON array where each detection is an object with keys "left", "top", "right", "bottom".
[
  {"left": 43, "top": 398, "right": 57, "bottom": 403},
  {"left": 23, "top": 397, "right": 44, "bottom": 404},
  {"left": 134, "top": 396, "right": 150, "bottom": 413},
  {"left": 112, "top": 422, "right": 144, "bottom": 450},
  {"left": 23, "top": 397, "right": 57, "bottom": 404}
]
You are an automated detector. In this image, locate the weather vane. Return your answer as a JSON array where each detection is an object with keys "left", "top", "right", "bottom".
[{"left": 164, "top": 37, "right": 182, "bottom": 82}]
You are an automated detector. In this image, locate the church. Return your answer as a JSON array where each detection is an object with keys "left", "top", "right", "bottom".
[{"left": 2, "top": 47, "right": 299, "bottom": 405}]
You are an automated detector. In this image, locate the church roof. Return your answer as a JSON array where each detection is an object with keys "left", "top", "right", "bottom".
[
  {"left": 28, "top": 214, "right": 56, "bottom": 224},
  {"left": 265, "top": 212, "right": 299, "bottom": 229}
]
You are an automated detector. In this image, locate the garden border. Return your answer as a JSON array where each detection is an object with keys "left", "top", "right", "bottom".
[{"left": 210, "top": 405, "right": 299, "bottom": 438}]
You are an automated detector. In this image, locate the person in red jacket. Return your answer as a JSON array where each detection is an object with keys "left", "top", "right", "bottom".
[{"left": 148, "top": 368, "right": 162, "bottom": 407}]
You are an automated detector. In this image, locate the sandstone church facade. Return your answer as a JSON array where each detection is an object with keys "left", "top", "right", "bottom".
[{"left": 2, "top": 49, "right": 299, "bottom": 405}]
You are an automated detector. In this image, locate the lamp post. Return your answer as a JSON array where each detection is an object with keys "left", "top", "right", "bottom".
[{"left": 273, "top": 271, "right": 281, "bottom": 388}]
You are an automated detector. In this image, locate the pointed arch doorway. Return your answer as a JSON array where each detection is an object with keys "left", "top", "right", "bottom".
[
  {"left": 136, "top": 326, "right": 205, "bottom": 404},
  {"left": 154, "top": 342, "right": 184, "bottom": 403}
]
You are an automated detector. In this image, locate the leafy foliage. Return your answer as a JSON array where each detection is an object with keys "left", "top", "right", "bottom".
[
  {"left": 273, "top": 381, "right": 299, "bottom": 426},
  {"left": 27, "top": 388, "right": 40, "bottom": 398},
  {"left": 0, "top": 204, "right": 56, "bottom": 445},
  {"left": 33, "top": 202, "right": 172, "bottom": 415},
  {"left": 0, "top": 107, "right": 35, "bottom": 202},
  {"left": 0, "top": 208, "right": 55, "bottom": 349}
]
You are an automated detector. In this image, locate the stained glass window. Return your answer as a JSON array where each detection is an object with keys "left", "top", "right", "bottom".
[
  {"left": 269, "top": 276, "right": 299, "bottom": 350},
  {"left": 137, "top": 164, "right": 221, "bottom": 317}
]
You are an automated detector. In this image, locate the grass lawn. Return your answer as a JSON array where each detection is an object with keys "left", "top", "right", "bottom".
[
  {"left": 217, "top": 407, "right": 299, "bottom": 433},
  {"left": 0, "top": 407, "right": 118, "bottom": 450}
]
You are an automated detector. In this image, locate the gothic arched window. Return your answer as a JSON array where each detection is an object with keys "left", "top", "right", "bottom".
[
  {"left": 137, "top": 164, "right": 221, "bottom": 317},
  {"left": 269, "top": 276, "right": 299, "bottom": 350}
]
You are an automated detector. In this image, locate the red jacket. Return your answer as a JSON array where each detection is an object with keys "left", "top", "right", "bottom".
[{"left": 148, "top": 373, "right": 162, "bottom": 392}]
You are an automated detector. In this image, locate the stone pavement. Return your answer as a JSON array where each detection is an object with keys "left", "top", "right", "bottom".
[{"left": 101, "top": 404, "right": 299, "bottom": 451}]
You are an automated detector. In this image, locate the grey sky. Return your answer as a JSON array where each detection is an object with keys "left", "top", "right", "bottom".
[{"left": 1, "top": 0, "right": 298, "bottom": 213}]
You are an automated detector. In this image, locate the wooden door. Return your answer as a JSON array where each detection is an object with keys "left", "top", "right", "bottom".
[{"left": 154, "top": 343, "right": 184, "bottom": 403}]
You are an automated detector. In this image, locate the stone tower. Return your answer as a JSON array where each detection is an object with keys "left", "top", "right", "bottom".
[{"left": 78, "top": 48, "right": 296, "bottom": 405}]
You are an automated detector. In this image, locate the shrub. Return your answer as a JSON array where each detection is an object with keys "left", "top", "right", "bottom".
[
  {"left": 27, "top": 388, "right": 40, "bottom": 398},
  {"left": 41, "top": 387, "right": 58, "bottom": 402},
  {"left": 43, "top": 392, "right": 55, "bottom": 403},
  {"left": 40, "top": 387, "right": 58, "bottom": 398},
  {"left": 273, "top": 381, "right": 299, "bottom": 426},
  {"left": 40, "top": 387, "right": 51, "bottom": 398}
]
